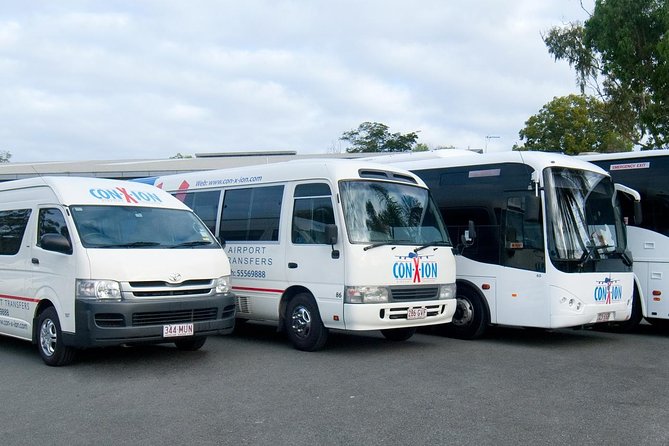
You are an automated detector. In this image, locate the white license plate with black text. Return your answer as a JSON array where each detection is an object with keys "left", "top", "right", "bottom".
[
  {"left": 596, "top": 312, "right": 612, "bottom": 323},
  {"left": 407, "top": 308, "right": 427, "bottom": 320},
  {"left": 163, "top": 323, "right": 194, "bottom": 337}
]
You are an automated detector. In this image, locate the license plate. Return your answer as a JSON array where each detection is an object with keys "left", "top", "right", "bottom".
[
  {"left": 596, "top": 312, "right": 612, "bottom": 323},
  {"left": 407, "top": 308, "right": 427, "bottom": 320},
  {"left": 163, "top": 323, "right": 194, "bottom": 337}
]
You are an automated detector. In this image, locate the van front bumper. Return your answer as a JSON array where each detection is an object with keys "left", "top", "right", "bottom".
[{"left": 63, "top": 292, "right": 236, "bottom": 348}]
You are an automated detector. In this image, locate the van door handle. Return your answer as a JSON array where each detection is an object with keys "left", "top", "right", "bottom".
[
  {"left": 32, "top": 258, "right": 39, "bottom": 265},
  {"left": 288, "top": 262, "right": 298, "bottom": 269}
]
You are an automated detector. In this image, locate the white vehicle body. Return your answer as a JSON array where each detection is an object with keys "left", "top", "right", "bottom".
[
  {"left": 582, "top": 149, "right": 669, "bottom": 326},
  {"left": 372, "top": 150, "right": 635, "bottom": 338},
  {"left": 0, "top": 177, "right": 235, "bottom": 365},
  {"left": 152, "top": 159, "right": 457, "bottom": 350}
]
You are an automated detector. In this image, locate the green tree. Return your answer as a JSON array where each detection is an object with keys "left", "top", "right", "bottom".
[
  {"left": 543, "top": 0, "right": 669, "bottom": 149},
  {"left": 0, "top": 150, "right": 11, "bottom": 163},
  {"left": 514, "top": 94, "right": 633, "bottom": 154},
  {"left": 340, "top": 122, "right": 419, "bottom": 153}
]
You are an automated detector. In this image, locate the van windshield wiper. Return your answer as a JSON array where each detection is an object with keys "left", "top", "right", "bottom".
[
  {"left": 169, "top": 240, "right": 213, "bottom": 248},
  {"left": 414, "top": 241, "right": 452, "bottom": 253},
  {"left": 113, "top": 241, "right": 162, "bottom": 248}
]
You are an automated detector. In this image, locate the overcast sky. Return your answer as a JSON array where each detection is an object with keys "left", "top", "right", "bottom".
[{"left": 0, "top": 0, "right": 592, "bottom": 163}]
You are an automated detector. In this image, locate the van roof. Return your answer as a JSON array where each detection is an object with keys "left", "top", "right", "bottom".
[{"left": 0, "top": 176, "right": 189, "bottom": 209}]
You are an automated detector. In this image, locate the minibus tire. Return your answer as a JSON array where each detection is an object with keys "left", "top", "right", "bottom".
[
  {"left": 37, "top": 307, "right": 76, "bottom": 367},
  {"left": 444, "top": 288, "right": 487, "bottom": 340},
  {"left": 174, "top": 336, "right": 207, "bottom": 351},
  {"left": 286, "top": 293, "right": 328, "bottom": 351},
  {"left": 381, "top": 327, "right": 416, "bottom": 341}
]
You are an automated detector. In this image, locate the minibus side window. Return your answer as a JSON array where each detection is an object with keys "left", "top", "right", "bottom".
[
  {"left": 292, "top": 183, "right": 334, "bottom": 244},
  {"left": 220, "top": 186, "right": 283, "bottom": 242},
  {"left": 37, "top": 208, "right": 72, "bottom": 249},
  {"left": 0, "top": 209, "right": 31, "bottom": 255},
  {"left": 174, "top": 190, "right": 221, "bottom": 234}
]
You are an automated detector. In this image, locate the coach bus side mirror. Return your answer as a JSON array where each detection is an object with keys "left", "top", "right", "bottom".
[
  {"left": 459, "top": 220, "right": 477, "bottom": 253},
  {"left": 524, "top": 195, "right": 541, "bottom": 223},
  {"left": 633, "top": 201, "right": 643, "bottom": 226}
]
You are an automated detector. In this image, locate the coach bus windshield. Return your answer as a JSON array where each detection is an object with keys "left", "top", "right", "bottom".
[
  {"left": 340, "top": 181, "right": 451, "bottom": 247},
  {"left": 544, "top": 167, "right": 627, "bottom": 272}
]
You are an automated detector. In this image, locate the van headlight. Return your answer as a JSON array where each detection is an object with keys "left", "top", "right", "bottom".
[
  {"left": 439, "top": 283, "right": 456, "bottom": 300},
  {"left": 76, "top": 279, "right": 121, "bottom": 300},
  {"left": 215, "top": 276, "right": 231, "bottom": 294},
  {"left": 345, "top": 286, "right": 389, "bottom": 303}
]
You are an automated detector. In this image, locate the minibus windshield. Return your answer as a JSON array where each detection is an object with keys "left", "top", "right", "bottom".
[
  {"left": 340, "top": 180, "right": 451, "bottom": 246},
  {"left": 70, "top": 205, "right": 219, "bottom": 249}
]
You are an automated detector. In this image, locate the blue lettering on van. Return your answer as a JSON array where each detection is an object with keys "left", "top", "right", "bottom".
[
  {"left": 89, "top": 187, "right": 163, "bottom": 204},
  {"left": 593, "top": 276, "right": 623, "bottom": 304},
  {"left": 392, "top": 252, "right": 438, "bottom": 283}
]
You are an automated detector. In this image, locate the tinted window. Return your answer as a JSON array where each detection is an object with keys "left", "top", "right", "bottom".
[
  {"left": 37, "top": 208, "right": 71, "bottom": 247},
  {"left": 176, "top": 190, "right": 221, "bottom": 233},
  {"left": 292, "top": 183, "right": 334, "bottom": 244},
  {"left": 0, "top": 209, "right": 31, "bottom": 255},
  {"left": 220, "top": 186, "right": 284, "bottom": 241}
]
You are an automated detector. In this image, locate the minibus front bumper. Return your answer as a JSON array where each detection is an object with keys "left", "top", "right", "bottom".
[{"left": 63, "top": 292, "right": 236, "bottom": 348}]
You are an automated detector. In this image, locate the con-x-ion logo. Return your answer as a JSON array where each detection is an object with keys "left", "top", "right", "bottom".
[{"left": 392, "top": 252, "right": 438, "bottom": 283}]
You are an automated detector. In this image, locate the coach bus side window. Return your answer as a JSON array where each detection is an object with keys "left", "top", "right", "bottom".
[
  {"left": 292, "top": 183, "right": 334, "bottom": 244},
  {"left": 0, "top": 209, "right": 31, "bottom": 255},
  {"left": 177, "top": 190, "right": 221, "bottom": 234},
  {"left": 502, "top": 197, "right": 545, "bottom": 272},
  {"left": 220, "top": 186, "right": 284, "bottom": 242}
]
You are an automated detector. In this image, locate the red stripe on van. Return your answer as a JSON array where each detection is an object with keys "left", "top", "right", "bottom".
[
  {"left": 232, "top": 286, "right": 284, "bottom": 294},
  {"left": 0, "top": 294, "right": 40, "bottom": 303}
]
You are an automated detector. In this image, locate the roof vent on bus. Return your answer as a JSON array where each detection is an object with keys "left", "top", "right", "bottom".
[{"left": 358, "top": 169, "right": 418, "bottom": 184}]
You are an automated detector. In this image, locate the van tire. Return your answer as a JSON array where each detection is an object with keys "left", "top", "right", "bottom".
[
  {"left": 381, "top": 327, "right": 416, "bottom": 341},
  {"left": 37, "top": 307, "right": 76, "bottom": 366},
  {"left": 443, "top": 287, "right": 488, "bottom": 340},
  {"left": 286, "top": 293, "right": 328, "bottom": 351},
  {"left": 174, "top": 336, "right": 207, "bottom": 351}
]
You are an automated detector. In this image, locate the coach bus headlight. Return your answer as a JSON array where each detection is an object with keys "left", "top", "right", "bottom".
[
  {"left": 76, "top": 279, "right": 121, "bottom": 300},
  {"left": 216, "top": 275, "right": 231, "bottom": 294},
  {"left": 345, "top": 286, "right": 389, "bottom": 304},
  {"left": 439, "top": 283, "right": 456, "bottom": 300}
]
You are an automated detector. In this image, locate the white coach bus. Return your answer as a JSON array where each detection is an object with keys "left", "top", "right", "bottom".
[
  {"left": 582, "top": 150, "right": 669, "bottom": 328},
  {"left": 152, "top": 159, "right": 457, "bottom": 351},
  {"left": 373, "top": 150, "right": 635, "bottom": 338}
]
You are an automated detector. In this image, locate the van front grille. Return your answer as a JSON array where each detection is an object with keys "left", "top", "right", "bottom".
[{"left": 132, "top": 308, "right": 218, "bottom": 326}]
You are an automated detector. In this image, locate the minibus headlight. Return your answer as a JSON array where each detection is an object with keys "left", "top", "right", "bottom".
[
  {"left": 215, "top": 276, "right": 231, "bottom": 294},
  {"left": 345, "top": 286, "right": 389, "bottom": 303},
  {"left": 439, "top": 283, "right": 456, "bottom": 300},
  {"left": 76, "top": 279, "right": 121, "bottom": 300}
]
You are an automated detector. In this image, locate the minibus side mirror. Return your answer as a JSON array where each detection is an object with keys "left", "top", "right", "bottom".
[
  {"left": 325, "top": 224, "right": 338, "bottom": 245},
  {"left": 41, "top": 234, "right": 72, "bottom": 255}
]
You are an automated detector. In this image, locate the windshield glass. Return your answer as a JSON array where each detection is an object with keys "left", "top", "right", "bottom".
[
  {"left": 339, "top": 180, "right": 450, "bottom": 245},
  {"left": 70, "top": 205, "right": 218, "bottom": 249},
  {"left": 544, "top": 167, "right": 626, "bottom": 265}
]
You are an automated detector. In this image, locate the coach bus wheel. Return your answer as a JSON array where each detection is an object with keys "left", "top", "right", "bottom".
[
  {"left": 174, "top": 336, "right": 207, "bottom": 351},
  {"left": 381, "top": 327, "right": 416, "bottom": 341},
  {"left": 445, "top": 288, "right": 487, "bottom": 340},
  {"left": 610, "top": 288, "right": 643, "bottom": 332},
  {"left": 286, "top": 293, "right": 328, "bottom": 351},
  {"left": 37, "top": 307, "right": 76, "bottom": 366}
]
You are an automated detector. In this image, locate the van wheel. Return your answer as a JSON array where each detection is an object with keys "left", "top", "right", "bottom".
[
  {"left": 38, "top": 307, "right": 76, "bottom": 366},
  {"left": 381, "top": 327, "right": 416, "bottom": 341},
  {"left": 174, "top": 336, "right": 207, "bottom": 351},
  {"left": 286, "top": 293, "right": 328, "bottom": 351},
  {"left": 444, "top": 287, "right": 488, "bottom": 340}
]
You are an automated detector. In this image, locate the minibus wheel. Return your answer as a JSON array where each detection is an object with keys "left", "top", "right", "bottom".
[
  {"left": 286, "top": 293, "right": 328, "bottom": 351},
  {"left": 444, "top": 287, "right": 487, "bottom": 340},
  {"left": 381, "top": 327, "right": 416, "bottom": 341},
  {"left": 174, "top": 336, "right": 207, "bottom": 351},
  {"left": 37, "top": 307, "right": 76, "bottom": 366}
]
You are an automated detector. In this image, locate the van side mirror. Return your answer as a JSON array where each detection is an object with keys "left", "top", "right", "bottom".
[{"left": 40, "top": 234, "right": 72, "bottom": 255}]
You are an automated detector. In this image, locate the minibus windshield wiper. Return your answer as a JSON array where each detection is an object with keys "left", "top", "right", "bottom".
[
  {"left": 363, "top": 241, "right": 396, "bottom": 251},
  {"left": 414, "top": 241, "right": 452, "bottom": 253},
  {"left": 169, "top": 240, "right": 213, "bottom": 248}
]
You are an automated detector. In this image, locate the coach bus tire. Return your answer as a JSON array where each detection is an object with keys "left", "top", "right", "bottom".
[
  {"left": 444, "top": 287, "right": 487, "bottom": 340},
  {"left": 174, "top": 336, "right": 207, "bottom": 351},
  {"left": 381, "top": 327, "right": 416, "bottom": 341},
  {"left": 286, "top": 293, "right": 328, "bottom": 351},
  {"left": 37, "top": 307, "right": 76, "bottom": 367},
  {"left": 610, "top": 289, "right": 643, "bottom": 332}
]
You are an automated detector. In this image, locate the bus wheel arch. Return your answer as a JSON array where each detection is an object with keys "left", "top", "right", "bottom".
[
  {"left": 444, "top": 280, "right": 489, "bottom": 340},
  {"left": 281, "top": 288, "right": 328, "bottom": 351}
]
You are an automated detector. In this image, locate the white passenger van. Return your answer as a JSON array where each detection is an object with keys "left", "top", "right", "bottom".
[
  {"left": 152, "top": 159, "right": 457, "bottom": 351},
  {"left": 0, "top": 176, "right": 235, "bottom": 366}
]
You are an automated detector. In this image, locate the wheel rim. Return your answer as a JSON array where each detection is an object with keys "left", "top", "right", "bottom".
[
  {"left": 452, "top": 297, "right": 474, "bottom": 327},
  {"left": 290, "top": 305, "right": 312, "bottom": 339},
  {"left": 39, "top": 318, "right": 57, "bottom": 357}
]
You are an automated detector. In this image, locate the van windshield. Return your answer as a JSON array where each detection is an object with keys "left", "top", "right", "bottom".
[
  {"left": 70, "top": 205, "right": 219, "bottom": 249},
  {"left": 340, "top": 180, "right": 451, "bottom": 246}
]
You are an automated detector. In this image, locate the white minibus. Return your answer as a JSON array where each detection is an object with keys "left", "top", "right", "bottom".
[
  {"left": 373, "top": 150, "right": 635, "bottom": 338},
  {"left": 152, "top": 159, "right": 457, "bottom": 351},
  {"left": 0, "top": 177, "right": 235, "bottom": 365}
]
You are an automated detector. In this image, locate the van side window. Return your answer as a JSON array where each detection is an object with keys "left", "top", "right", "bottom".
[
  {"left": 37, "top": 208, "right": 71, "bottom": 248},
  {"left": 292, "top": 183, "right": 334, "bottom": 244},
  {"left": 220, "top": 186, "right": 283, "bottom": 242},
  {"left": 175, "top": 190, "right": 221, "bottom": 233},
  {"left": 0, "top": 209, "right": 31, "bottom": 255}
]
